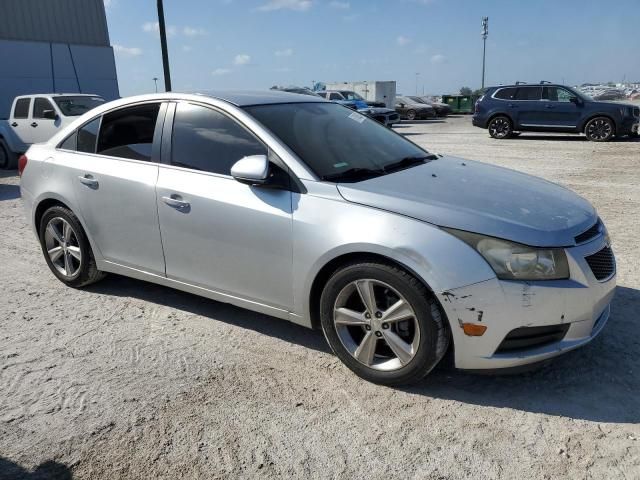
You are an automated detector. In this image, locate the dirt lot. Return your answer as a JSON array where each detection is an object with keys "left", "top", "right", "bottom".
[{"left": 1, "top": 117, "right": 639, "bottom": 479}]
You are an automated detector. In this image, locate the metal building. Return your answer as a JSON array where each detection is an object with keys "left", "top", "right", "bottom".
[{"left": 0, "top": 0, "right": 119, "bottom": 117}]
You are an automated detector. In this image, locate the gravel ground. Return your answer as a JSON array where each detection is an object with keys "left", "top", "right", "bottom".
[{"left": 1, "top": 117, "right": 639, "bottom": 479}]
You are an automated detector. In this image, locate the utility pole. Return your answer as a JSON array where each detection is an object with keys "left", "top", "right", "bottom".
[
  {"left": 153, "top": 77, "right": 159, "bottom": 93},
  {"left": 481, "top": 16, "right": 488, "bottom": 89},
  {"left": 157, "top": 0, "right": 172, "bottom": 91}
]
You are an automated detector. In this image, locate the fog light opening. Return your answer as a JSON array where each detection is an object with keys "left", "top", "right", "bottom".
[{"left": 460, "top": 322, "right": 487, "bottom": 336}]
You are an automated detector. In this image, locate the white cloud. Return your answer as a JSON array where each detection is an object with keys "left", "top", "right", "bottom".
[
  {"left": 275, "top": 48, "right": 294, "bottom": 57},
  {"left": 396, "top": 35, "right": 411, "bottom": 46},
  {"left": 431, "top": 53, "right": 446, "bottom": 64},
  {"left": 212, "top": 68, "right": 232, "bottom": 76},
  {"left": 233, "top": 54, "right": 251, "bottom": 65},
  {"left": 329, "top": 1, "right": 350, "bottom": 8},
  {"left": 183, "top": 26, "right": 207, "bottom": 36},
  {"left": 113, "top": 44, "right": 142, "bottom": 57},
  {"left": 142, "top": 21, "right": 177, "bottom": 36},
  {"left": 257, "top": 0, "right": 312, "bottom": 12}
]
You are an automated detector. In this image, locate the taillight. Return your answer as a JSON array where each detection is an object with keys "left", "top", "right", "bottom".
[{"left": 18, "top": 155, "right": 28, "bottom": 176}]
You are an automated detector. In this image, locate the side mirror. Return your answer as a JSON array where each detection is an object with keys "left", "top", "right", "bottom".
[
  {"left": 569, "top": 96, "right": 581, "bottom": 105},
  {"left": 231, "top": 154, "right": 269, "bottom": 185},
  {"left": 42, "top": 109, "right": 58, "bottom": 120},
  {"left": 397, "top": 103, "right": 405, "bottom": 108}
]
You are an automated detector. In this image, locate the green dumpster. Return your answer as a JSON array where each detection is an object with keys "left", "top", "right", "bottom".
[{"left": 441, "top": 94, "right": 478, "bottom": 114}]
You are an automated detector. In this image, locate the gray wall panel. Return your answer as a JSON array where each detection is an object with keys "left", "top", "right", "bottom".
[{"left": 0, "top": 0, "right": 110, "bottom": 46}]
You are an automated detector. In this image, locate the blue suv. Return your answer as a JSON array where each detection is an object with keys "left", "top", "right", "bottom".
[{"left": 473, "top": 82, "right": 639, "bottom": 142}]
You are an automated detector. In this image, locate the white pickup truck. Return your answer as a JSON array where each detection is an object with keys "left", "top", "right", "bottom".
[{"left": 0, "top": 93, "right": 105, "bottom": 169}]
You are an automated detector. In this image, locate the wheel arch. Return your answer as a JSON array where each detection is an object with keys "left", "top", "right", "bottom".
[
  {"left": 487, "top": 112, "right": 514, "bottom": 126},
  {"left": 580, "top": 113, "right": 617, "bottom": 134},
  {"left": 307, "top": 251, "right": 442, "bottom": 331}
]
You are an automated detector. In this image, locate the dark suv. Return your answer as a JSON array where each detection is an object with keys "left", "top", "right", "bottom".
[{"left": 473, "top": 82, "right": 639, "bottom": 142}]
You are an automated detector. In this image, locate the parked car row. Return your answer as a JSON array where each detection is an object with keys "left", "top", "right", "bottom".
[{"left": 473, "top": 82, "right": 640, "bottom": 142}]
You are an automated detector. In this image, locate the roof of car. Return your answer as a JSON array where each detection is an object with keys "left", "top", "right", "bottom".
[{"left": 193, "top": 90, "right": 328, "bottom": 106}]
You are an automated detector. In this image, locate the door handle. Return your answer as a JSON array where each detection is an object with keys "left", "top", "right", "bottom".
[
  {"left": 11, "top": 122, "right": 18, "bottom": 127},
  {"left": 31, "top": 122, "right": 38, "bottom": 127},
  {"left": 162, "top": 194, "right": 190, "bottom": 210},
  {"left": 545, "top": 105, "right": 554, "bottom": 109},
  {"left": 78, "top": 174, "right": 99, "bottom": 188}
]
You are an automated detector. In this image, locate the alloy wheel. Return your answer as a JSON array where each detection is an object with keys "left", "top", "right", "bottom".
[
  {"left": 333, "top": 279, "right": 420, "bottom": 371},
  {"left": 44, "top": 217, "right": 82, "bottom": 278},
  {"left": 489, "top": 117, "right": 511, "bottom": 138},
  {"left": 586, "top": 118, "right": 613, "bottom": 141}
]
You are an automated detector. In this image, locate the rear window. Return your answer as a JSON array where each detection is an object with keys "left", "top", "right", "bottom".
[
  {"left": 514, "top": 87, "right": 542, "bottom": 101},
  {"left": 14, "top": 98, "right": 31, "bottom": 119},
  {"left": 493, "top": 88, "right": 517, "bottom": 100}
]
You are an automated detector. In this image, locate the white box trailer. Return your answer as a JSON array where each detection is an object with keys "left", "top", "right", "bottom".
[{"left": 324, "top": 81, "right": 396, "bottom": 109}]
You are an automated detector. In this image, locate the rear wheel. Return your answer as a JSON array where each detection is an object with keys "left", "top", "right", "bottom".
[
  {"left": 585, "top": 117, "right": 615, "bottom": 142},
  {"left": 406, "top": 109, "right": 417, "bottom": 121},
  {"left": 39, "top": 206, "right": 106, "bottom": 288},
  {"left": 320, "top": 261, "right": 449, "bottom": 385},
  {"left": 488, "top": 116, "right": 513, "bottom": 139}
]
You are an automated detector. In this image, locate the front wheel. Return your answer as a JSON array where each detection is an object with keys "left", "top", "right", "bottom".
[
  {"left": 585, "top": 117, "right": 615, "bottom": 142},
  {"left": 488, "top": 116, "right": 513, "bottom": 139},
  {"left": 406, "top": 110, "right": 417, "bottom": 121},
  {"left": 320, "top": 261, "right": 449, "bottom": 385},
  {"left": 39, "top": 205, "right": 106, "bottom": 288},
  {"left": 0, "top": 139, "right": 17, "bottom": 170}
]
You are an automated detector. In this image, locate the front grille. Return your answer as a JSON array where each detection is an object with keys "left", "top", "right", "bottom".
[
  {"left": 574, "top": 219, "right": 601, "bottom": 244},
  {"left": 585, "top": 246, "right": 615, "bottom": 281},
  {"left": 496, "top": 324, "right": 570, "bottom": 353}
]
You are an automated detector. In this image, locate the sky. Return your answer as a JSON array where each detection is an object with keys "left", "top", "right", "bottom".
[{"left": 103, "top": 0, "right": 640, "bottom": 97}]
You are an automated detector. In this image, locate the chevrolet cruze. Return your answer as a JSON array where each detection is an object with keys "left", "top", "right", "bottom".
[{"left": 19, "top": 91, "right": 616, "bottom": 385}]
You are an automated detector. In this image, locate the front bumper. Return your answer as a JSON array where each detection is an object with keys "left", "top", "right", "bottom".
[
  {"left": 438, "top": 232, "right": 616, "bottom": 370},
  {"left": 620, "top": 116, "right": 639, "bottom": 135}
]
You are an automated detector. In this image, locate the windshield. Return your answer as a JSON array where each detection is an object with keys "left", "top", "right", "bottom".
[
  {"left": 409, "top": 96, "right": 428, "bottom": 104},
  {"left": 340, "top": 91, "right": 364, "bottom": 101},
  {"left": 53, "top": 96, "right": 105, "bottom": 116},
  {"left": 245, "top": 102, "right": 432, "bottom": 182}
]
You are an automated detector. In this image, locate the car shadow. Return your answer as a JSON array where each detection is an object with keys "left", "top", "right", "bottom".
[
  {"left": 511, "top": 134, "right": 639, "bottom": 142},
  {"left": 88, "top": 274, "right": 639, "bottom": 423},
  {"left": 0, "top": 169, "right": 18, "bottom": 179},
  {"left": 408, "top": 285, "right": 640, "bottom": 424},
  {"left": 400, "top": 119, "right": 448, "bottom": 125},
  {"left": 85, "top": 274, "right": 331, "bottom": 354},
  {"left": 0, "top": 184, "right": 20, "bottom": 201},
  {"left": 0, "top": 457, "right": 72, "bottom": 480}
]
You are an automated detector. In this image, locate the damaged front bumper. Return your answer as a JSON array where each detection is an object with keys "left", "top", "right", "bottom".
[{"left": 437, "top": 233, "right": 616, "bottom": 371}]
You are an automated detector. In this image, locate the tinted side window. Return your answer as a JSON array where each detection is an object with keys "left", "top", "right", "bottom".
[
  {"left": 59, "top": 132, "right": 77, "bottom": 151},
  {"left": 77, "top": 118, "right": 101, "bottom": 153},
  {"left": 171, "top": 103, "right": 266, "bottom": 175},
  {"left": 514, "top": 87, "right": 542, "bottom": 100},
  {"left": 97, "top": 103, "right": 160, "bottom": 161},
  {"left": 14, "top": 98, "right": 31, "bottom": 119},
  {"left": 33, "top": 98, "right": 55, "bottom": 118},
  {"left": 494, "top": 87, "right": 517, "bottom": 100},
  {"left": 329, "top": 93, "right": 342, "bottom": 100}
]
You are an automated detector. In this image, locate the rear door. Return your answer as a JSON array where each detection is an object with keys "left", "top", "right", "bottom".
[
  {"left": 512, "top": 86, "right": 543, "bottom": 128},
  {"left": 9, "top": 97, "right": 32, "bottom": 152},
  {"left": 541, "top": 86, "right": 583, "bottom": 128},
  {"left": 156, "top": 101, "right": 294, "bottom": 309},
  {"left": 63, "top": 101, "right": 167, "bottom": 275}
]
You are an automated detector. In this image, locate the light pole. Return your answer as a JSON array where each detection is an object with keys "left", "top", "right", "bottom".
[
  {"left": 481, "top": 16, "right": 488, "bottom": 89},
  {"left": 415, "top": 72, "right": 420, "bottom": 95},
  {"left": 157, "top": 0, "right": 172, "bottom": 91},
  {"left": 153, "top": 77, "right": 159, "bottom": 93}
]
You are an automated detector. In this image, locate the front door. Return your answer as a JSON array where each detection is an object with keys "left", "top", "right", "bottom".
[
  {"left": 29, "top": 97, "right": 62, "bottom": 144},
  {"left": 541, "top": 86, "right": 584, "bottom": 128},
  {"left": 156, "top": 102, "right": 294, "bottom": 309},
  {"left": 66, "top": 102, "right": 166, "bottom": 275}
]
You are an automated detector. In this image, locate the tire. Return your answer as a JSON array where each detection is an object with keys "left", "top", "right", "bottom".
[
  {"left": 0, "top": 139, "right": 17, "bottom": 170},
  {"left": 320, "top": 261, "right": 449, "bottom": 385},
  {"left": 38, "top": 205, "right": 106, "bottom": 288},
  {"left": 488, "top": 115, "right": 513, "bottom": 139},
  {"left": 584, "top": 117, "right": 615, "bottom": 142},
  {"left": 406, "top": 110, "right": 417, "bottom": 121}
]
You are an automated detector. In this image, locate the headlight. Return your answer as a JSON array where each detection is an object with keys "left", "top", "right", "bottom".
[{"left": 445, "top": 229, "right": 569, "bottom": 280}]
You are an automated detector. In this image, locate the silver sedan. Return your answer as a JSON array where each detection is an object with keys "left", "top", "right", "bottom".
[{"left": 19, "top": 91, "right": 616, "bottom": 385}]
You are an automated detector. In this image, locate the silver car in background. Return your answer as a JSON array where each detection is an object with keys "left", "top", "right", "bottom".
[{"left": 20, "top": 91, "right": 616, "bottom": 385}]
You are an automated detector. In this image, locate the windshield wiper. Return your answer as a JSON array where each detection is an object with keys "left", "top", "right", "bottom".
[
  {"left": 383, "top": 155, "right": 438, "bottom": 174},
  {"left": 322, "top": 167, "right": 384, "bottom": 183}
]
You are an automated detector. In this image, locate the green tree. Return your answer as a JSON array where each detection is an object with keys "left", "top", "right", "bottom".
[{"left": 459, "top": 86, "right": 473, "bottom": 95}]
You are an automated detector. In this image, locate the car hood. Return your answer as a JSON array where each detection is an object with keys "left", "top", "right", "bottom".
[
  {"left": 406, "top": 103, "right": 433, "bottom": 110},
  {"left": 336, "top": 156, "right": 596, "bottom": 247}
]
